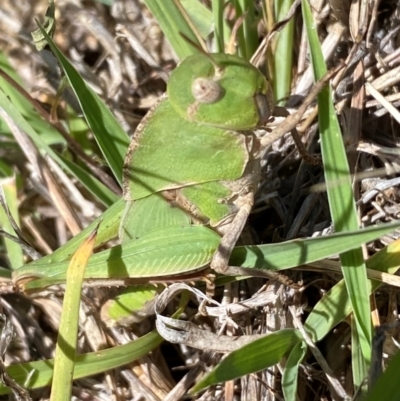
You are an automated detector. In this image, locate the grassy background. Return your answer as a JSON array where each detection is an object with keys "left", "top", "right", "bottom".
[{"left": 1, "top": 1, "right": 400, "bottom": 400}]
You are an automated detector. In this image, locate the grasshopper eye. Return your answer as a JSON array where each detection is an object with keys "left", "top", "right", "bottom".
[
  {"left": 191, "top": 77, "right": 224, "bottom": 104},
  {"left": 255, "top": 93, "right": 273, "bottom": 124}
]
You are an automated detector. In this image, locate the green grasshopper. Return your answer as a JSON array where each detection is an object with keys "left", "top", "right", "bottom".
[
  {"left": 120, "top": 52, "right": 273, "bottom": 275},
  {"left": 12, "top": 51, "right": 315, "bottom": 317}
]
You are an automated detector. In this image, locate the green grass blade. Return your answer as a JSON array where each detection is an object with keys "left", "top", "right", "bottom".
[
  {"left": 191, "top": 329, "right": 303, "bottom": 394},
  {"left": 305, "top": 239, "right": 400, "bottom": 342},
  {"left": 273, "top": 0, "right": 295, "bottom": 105},
  {"left": 50, "top": 227, "right": 97, "bottom": 401},
  {"left": 211, "top": 0, "right": 224, "bottom": 53},
  {"left": 38, "top": 25, "right": 130, "bottom": 186},
  {"left": 0, "top": 177, "right": 23, "bottom": 270},
  {"left": 0, "top": 88, "right": 117, "bottom": 207},
  {"left": 0, "top": 50, "right": 64, "bottom": 146},
  {"left": 233, "top": 0, "right": 259, "bottom": 60},
  {"left": 282, "top": 340, "right": 307, "bottom": 401},
  {"left": 351, "top": 316, "right": 368, "bottom": 395},
  {"left": 0, "top": 267, "right": 11, "bottom": 279},
  {"left": 302, "top": 0, "right": 372, "bottom": 365},
  {"left": 59, "top": 154, "right": 118, "bottom": 206},
  {"left": 0, "top": 330, "right": 163, "bottom": 395},
  {"left": 0, "top": 50, "right": 117, "bottom": 206},
  {"left": 231, "top": 220, "right": 400, "bottom": 270},
  {"left": 181, "top": 0, "right": 214, "bottom": 39},
  {"left": 143, "top": 0, "right": 206, "bottom": 59}
]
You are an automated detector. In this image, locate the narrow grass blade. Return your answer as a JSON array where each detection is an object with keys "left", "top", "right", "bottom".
[
  {"left": 302, "top": 0, "right": 372, "bottom": 364},
  {"left": 50, "top": 224, "right": 98, "bottom": 401},
  {"left": 0, "top": 177, "right": 23, "bottom": 270},
  {"left": 211, "top": 0, "right": 224, "bottom": 53},
  {"left": 305, "top": 239, "right": 400, "bottom": 342},
  {"left": 282, "top": 340, "right": 307, "bottom": 401},
  {"left": 143, "top": 0, "right": 206, "bottom": 59},
  {"left": 180, "top": 0, "right": 215, "bottom": 39},
  {"left": 351, "top": 316, "right": 368, "bottom": 395},
  {"left": 0, "top": 50, "right": 64, "bottom": 146},
  {"left": 231, "top": 220, "right": 400, "bottom": 270},
  {"left": 38, "top": 25, "right": 130, "bottom": 186},
  {"left": 0, "top": 330, "right": 163, "bottom": 395},
  {"left": 0, "top": 88, "right": 117, "bottom": 207},
  {"left": 232, "top": 0, "right": 259, "bottom": 60},
  {"left": 273, "top": 0, "right": 295, "bottom": 105},
  {"left": 191, "top": 329, "right": 303, "bottom": 394}
]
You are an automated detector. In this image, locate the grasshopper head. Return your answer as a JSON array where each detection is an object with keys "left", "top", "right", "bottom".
[{"left": 168, "top": 53, "right": 274, "bottom": 130}]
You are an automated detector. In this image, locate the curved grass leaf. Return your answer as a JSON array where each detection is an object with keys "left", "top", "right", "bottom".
[{"left": 191, "top": 329, "right": 303, "bottom": 394}]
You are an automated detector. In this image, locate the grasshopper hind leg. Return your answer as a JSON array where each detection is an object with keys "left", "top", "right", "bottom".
[
  {"left": 209, "top": 157, "right": 260, "bottom": 274},
  {"left": 210, "top": 188, "right": 298, "bottom": 287},
  {"left": 210, "top": 190, "right": 254, "bottom": 274}
]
